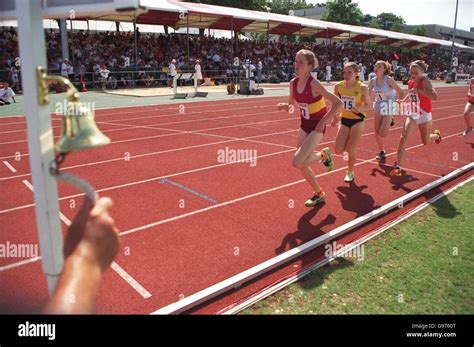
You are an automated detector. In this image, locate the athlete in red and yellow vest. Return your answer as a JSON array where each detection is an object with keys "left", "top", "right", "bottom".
[
  {"left": 390, "top": 60, "right": 441, "bottom": 177},
  {"left": 291, "top": 74, "right": 327, "bottom": 132},
  {"left": 277, "top": 49, "right": 342, "bottom": 207}
]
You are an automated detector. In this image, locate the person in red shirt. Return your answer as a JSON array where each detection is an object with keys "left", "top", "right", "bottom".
[
  {"left": 278, "top": 49, "right": 342, "bottom": 207},
  {"left": 462, "top": 77, "right": 474, "bottom": 136},
  {"left": 390, "top": 60, "right": 441, "bottom": 177}
]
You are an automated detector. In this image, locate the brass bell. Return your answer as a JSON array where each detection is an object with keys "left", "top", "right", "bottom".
[{"left": 55, "top": 102, "right": 110, "bottom": 153}]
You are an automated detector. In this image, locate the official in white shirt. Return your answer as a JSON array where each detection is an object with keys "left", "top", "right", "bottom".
[{"left": 0, "top": 83, "right": 17, "bottom": 105}]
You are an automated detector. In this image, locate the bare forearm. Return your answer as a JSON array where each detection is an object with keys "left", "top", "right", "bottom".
[
  {"left": 323, "top": 102, "right": 343, "bottom": 122},
  {"left": 44, "top": 255, "right": 102, "bottom": 314}
]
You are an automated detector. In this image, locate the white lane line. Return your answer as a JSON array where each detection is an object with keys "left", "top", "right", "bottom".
[
  {"left": 110, "top": 262, "right": 152, "bottom": 299},
  {"left": 366, "top": 161, "right": 442, "bottom": 178},
  {"left": 0, "top": 87, "right": 467, "bottom": 123},
  {"left": 0, "top": 127, "right": 465, "bottom": 217},
  {"left": 119, "top": 131, "right": 463, "bottom": 237},
  {"left": 22, "top": 179, "right": 76, "bottom": 227},
  {"left": 2, "top": 161, "right": 17, "bottom": 173},
  {"left": 0, "top": 132, "right": 467, "bottom": 274},
  {"left": 0, "top": 256, "right": 42, "bottom": 272},
  {"left": 0, "top": 111, "right": 465, "bottom": 181},
  {"left": 0, "top": 98, "right": 467, "bottom": 136},
  {"left": 21, "top": 179, "right": 33, "bottom": 190},
  {"left": 19, "top": 179, "right": 152, "bottom": 299}
]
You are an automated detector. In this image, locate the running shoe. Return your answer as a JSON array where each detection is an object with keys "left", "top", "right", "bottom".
[
  {"left": 434, "top": 129, "right": 442, "bottom": 144},
  {"left": 463, "top": 127, "right": 473, "bottom": 137},
  {"left": 305, "top": 191, "right": 326, "bottom": 207},
  {"left": 390, "top": 165, "right": 402, "bottom": 177},
  {"left": 344, "top": 171, "right": 354, "bottom": 182},
  {"left": 320, "top": 147, "right": 334, "bottom": 172},
  {"left": 375, "top": 150, "right": 386, "bottom": 160}
]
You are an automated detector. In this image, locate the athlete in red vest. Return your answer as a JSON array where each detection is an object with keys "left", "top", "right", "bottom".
[
  {"left": 462, "top": 77, "right": 474, "bottom": 136},
  {"left": 390, "top": 60, "right": 441, "bottom": 177},
  {"left": 278, "top": 49, "right": 342, "bottom": 206}
]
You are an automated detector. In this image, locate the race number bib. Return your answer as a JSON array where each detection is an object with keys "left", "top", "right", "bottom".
[
  {"left": 406, "top": 90, "right": 421, "bottom": 117},
  {"left": 297, "top": 102, "right": 310, "bottom": 120},
  {"left": 408, "top": 90, "right": 419, "bottom": 104},
  {"left": 374, "top": 92, "right": 387, "bottom": 101},
  {"left": 341, "top": 95, "right": 355, "bottom": 111}
]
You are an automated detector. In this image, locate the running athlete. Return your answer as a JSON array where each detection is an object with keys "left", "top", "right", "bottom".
[
  {"left": 368, "top": 61, "right": 405, "bottom": 160},
  {"left": 462, "top": 77, "right": 474, "bottom": 136},
  {"left": 278, "top": 49, "right": 343, "bottom": 207},
  {"left": 390, "top": 60, "right": 441, "bottom": 176},
  {"left": 333, "top": 62, "right": 371, "bottom": 182}
]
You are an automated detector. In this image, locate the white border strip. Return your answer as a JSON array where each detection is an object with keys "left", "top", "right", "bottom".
[
  {"left": 152, "top": 163, "right": 473, "bottom": 314},
  {"left": 222, "top": 175, "right": 474, "bottom": 314}
]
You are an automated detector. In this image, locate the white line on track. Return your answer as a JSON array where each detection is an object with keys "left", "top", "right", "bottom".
[
  {"left": 0, "top": 129, "right": 466, "bottom": 272},
  {"left": 19, "top": 179, "right": 152, "bottom": 299},
  {"left": 2, "top": 160, "right": 17, "bottom": 173},
  {"left": 0, "top": 95, "right": 467, "bottom": 136},
  {"left": 0, "top": 110, "right": 464, "bottom": 173},
  {"left": 0, "top": 85, "right": 467, "bottom": 120},
  {"left": 118, "top": 131, "right": 463, "bottom": 237}
]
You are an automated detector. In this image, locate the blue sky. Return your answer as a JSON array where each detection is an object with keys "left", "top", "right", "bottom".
[{"left": 312, "top": 0, "right": 473, "bottom": 31}]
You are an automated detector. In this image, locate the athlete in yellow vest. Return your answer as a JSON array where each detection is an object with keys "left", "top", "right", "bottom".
[{"left": 333, "top": 62, "right": 371, "bottom": 182}]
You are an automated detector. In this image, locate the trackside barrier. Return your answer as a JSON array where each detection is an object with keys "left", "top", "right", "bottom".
[
  {"left": 153, "top": 162, "right": 473, "bottom": 314},
  {"left": 221, "top": 175, "right": 474, "bottom": 314}
]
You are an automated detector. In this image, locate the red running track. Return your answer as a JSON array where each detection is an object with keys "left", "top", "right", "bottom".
[{"left": 0, "top": 87, "right": 472, "bottom": 313}]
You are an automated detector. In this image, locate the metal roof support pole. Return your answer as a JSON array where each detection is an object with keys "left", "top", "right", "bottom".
[
  {"left": 59, "top": 19, "right": 69, "bottom": 61},
  {"left": 186, "top": 12, "right": 190, "bottom": 63},
  {"left": 400, "top": 40, "right": 404, "bottom": 68},
  {"left": 231, "top": 16, "right": 234, "bottom": 60},
  {"left": 325, "top": 29, "right": 329, "bottom": 61},
  {"left": 449, "top": 0, "right": 459, "bottom": 78},
  {"left": 267, "top": 21, "right": 270, "bottom": 72},
  {"left": 133, "top": 14, "right": 138, "bottom": 70},
  {"left": 70, "top": 18, "right": 75, "bottom": 67}
]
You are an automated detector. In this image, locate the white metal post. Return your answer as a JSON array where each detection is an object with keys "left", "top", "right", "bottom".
[
  {"left": 16, "top": 0, "right": 64, "bottom": 294},
  {"left": 173, "top": 74, "right": 178, "bottom": 96},
  {"left": 59, "top": 18, "right": 69, "bottom": 61}
]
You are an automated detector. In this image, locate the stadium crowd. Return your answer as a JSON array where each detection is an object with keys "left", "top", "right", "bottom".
[{"left": 1, "top": 26, "right": 472, "bottom": 91}]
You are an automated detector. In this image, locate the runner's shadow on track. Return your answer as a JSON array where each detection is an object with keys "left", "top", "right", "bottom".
[
  {"left": 335, "top": 182, "right": 379, "bottom": 217},
  {"left": 370, "top": 163, "right": 419, "bottom": 194},
  {"left": 427, "top": 186, "right": 462, "bottom": 219},
  {"left": 275, "top": 205, "right": 336, "bottom": 254},
  {"left": 297, "top": 257, "right": 354, "bottom": 291}
]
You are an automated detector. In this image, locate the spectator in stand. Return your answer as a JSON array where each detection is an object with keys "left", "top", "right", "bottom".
[
  {"left": 325, "top": 62, "right": 332, "bottom": 83},
  {"left": 168, "top": 58, "right": 177, "bottom": 87},
  {"left": 61, "top": 58, "right": 70, "bottom": 78},
  {"left": 195, "top": 59, "right": 203, "bottom": 86},
  {"left": 99, "top": 64, "right": 110, "bottom": 90},
  {"left": 8, "top": 65, "right": 21, "bottom": 93},
  {"left": 0, "top": 83, "right": 17, "bottom": 105}
]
